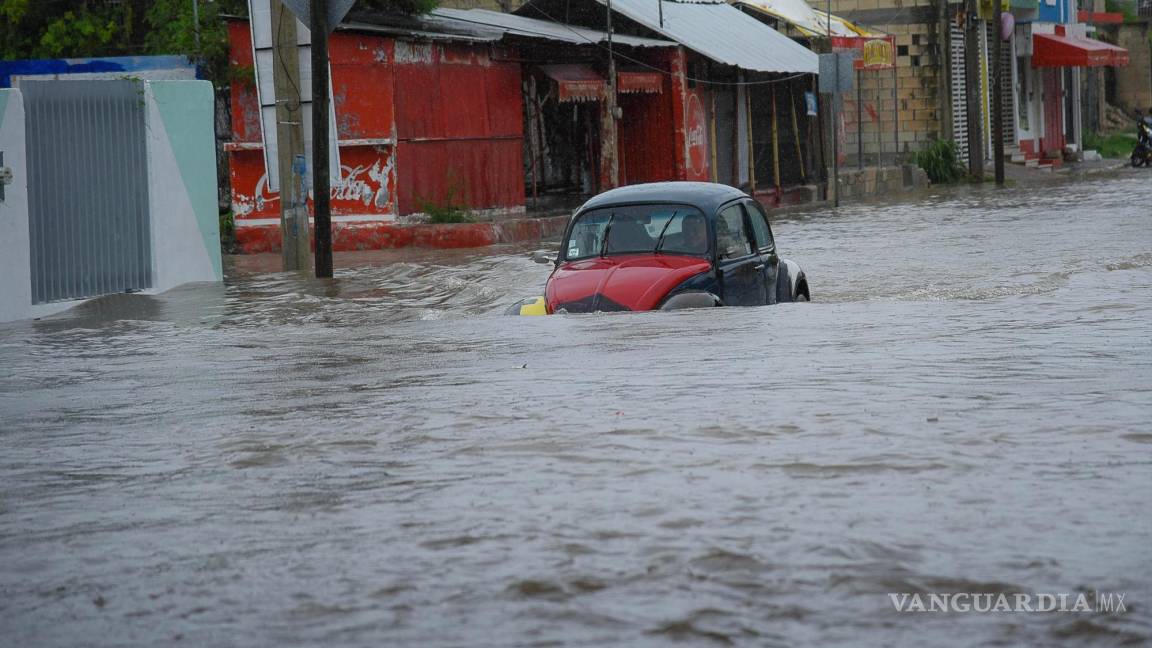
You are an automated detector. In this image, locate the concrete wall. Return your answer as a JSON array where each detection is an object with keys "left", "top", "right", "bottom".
[
  {"left": 0, "top": 89, "right": 31, "bottom": 323},
  {"left": 145, "top": 81, "right": 223, "bottom": 293},
  {"left": 1112, "top": 22, "right": 1152, "bottom": 113},
  {"left": 0, "top": 81, "right": 221, "bottom": 323}
]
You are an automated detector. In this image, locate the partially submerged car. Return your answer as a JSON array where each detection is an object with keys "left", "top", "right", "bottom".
[{"left": 510, "top": 182, "right": 809, "bottom": 315}]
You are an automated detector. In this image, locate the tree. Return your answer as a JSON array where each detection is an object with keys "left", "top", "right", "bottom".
[{"left": 1, "top": 1, "right": 247, "bottom": 82}]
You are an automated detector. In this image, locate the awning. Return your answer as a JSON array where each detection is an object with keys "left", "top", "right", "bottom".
[
  {"left": 538, "top": 64, "right": 605, "bottom": 103},
  {"left": 1032, "top": 33, "right": 1128, "bottom": 68},
  {"left": 520, "top": 0, "right": 817, "bottom": 75},
  {"left": 617, "top": 70, "right": 663, "bottom": 94}
]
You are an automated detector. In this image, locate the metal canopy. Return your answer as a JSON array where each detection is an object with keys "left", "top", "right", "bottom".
[
  {"left": 593, "top": 0, "right": 818, "bottom": 74},
  {"left": 428, "top": 8, "right": 675, "bottom": 49}
]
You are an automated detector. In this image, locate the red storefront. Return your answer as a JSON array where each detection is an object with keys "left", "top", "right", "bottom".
[{"left": 225, "top": 18, "right": 525, "bottom": 253}]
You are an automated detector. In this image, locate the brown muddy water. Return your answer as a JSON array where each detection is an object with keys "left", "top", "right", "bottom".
[{"left": 1, "top": 173, "right": 1150, "bottom": 646}]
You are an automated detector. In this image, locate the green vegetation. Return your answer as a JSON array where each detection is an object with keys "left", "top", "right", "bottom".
[
  {"left": 219, "top": 209, "right": 240, "bottom": 255},
  {"left": 1083, "top": 130, "right": 1139, "bottom": 159},
  {"left": 911, "top": 139, "right": 966, "bottom": 184},
  {"left": 0, "top": 0, "right": 438, "bottom": 86},
  {"left": 1104, "top": 0, "right": 1138, "bottom": 23},
  {"left": 423, "top": 204, "right": 474, "bottom": 224},
  {"left": 0, "top": 1, "right": 249, "bottom": 83}
]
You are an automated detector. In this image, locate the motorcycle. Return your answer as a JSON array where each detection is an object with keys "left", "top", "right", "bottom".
[{"left": 1132, "top": 120, "right": 1152, "bottom": 168}]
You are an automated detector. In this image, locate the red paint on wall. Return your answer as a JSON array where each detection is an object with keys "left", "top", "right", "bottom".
[{"left": 230, "top": 146, "right": 397, "bottom": 221}]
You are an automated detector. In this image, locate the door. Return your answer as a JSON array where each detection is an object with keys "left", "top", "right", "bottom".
[
  {"left": 715, "top": 203, "right": 765, "bottom": 306},
  {"left": 745, "top": 200, "right": 780, "bottom": 304},
  {"left": 1042, "top": 68, "right": 1064, "bottom": 156},
  {"left": 713, "top": 88, "right": 736, "bottom": 185},
  {"left": 23, "top": 80, "right": 152, "bottom": 304}
]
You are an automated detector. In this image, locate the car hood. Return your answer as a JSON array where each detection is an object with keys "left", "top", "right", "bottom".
[{"left": 546, "top": 255, "right": 712, "bottom": 313}]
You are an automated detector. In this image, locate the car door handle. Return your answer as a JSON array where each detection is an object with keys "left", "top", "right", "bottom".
[{"left": 753, "top": 264, "right": 765, "bottom": 271}]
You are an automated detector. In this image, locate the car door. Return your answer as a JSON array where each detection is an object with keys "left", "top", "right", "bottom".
[
  {"left": 745, "top": 200, "right": 780, "bottom": 304},
  {"left": 715, "top": 202, "right": 766, "bottom": 306}
]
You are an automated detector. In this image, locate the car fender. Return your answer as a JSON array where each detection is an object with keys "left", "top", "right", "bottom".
[
  {"left": 775, "top": 259, "right": 809, "bottom": 302},
  {"left": 660, "top": 291, "right": 722, "bottom": 310}
]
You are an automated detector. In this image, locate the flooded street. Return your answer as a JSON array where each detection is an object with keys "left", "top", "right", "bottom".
[{"left": 2, "top": 172, "right": 1150, "bottom": 646}]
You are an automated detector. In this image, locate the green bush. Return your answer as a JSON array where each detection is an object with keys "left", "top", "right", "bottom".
[
  {"left": 911, "top": 139, "right": 966, "bottom": 184},
  {"left": 219, "top": 210, "right": 239, "bottom": 254}
]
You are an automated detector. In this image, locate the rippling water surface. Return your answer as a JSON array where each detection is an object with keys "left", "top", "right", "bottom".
[{"left": 2, "top": 173, "right": 1150, "bottom": 646}]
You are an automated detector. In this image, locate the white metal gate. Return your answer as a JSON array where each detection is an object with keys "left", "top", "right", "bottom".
[
  {"left": 24, "top": 80, "right": 152, "bottom": 304},
  {"left": 949, "top": 24, "right": 969, "bottom": 161}
]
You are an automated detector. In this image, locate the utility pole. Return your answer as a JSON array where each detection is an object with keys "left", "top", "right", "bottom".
[
  {"left": 192, "top": 0, "right": 201, "bottom": 53},
  {"left": 828, "top": 0, "right": 840, "bottom": 207},
  {"left": 311, "top": 0, "right": 333, "bottom": 278},
  {"left": 602, "top": 0, "right": 619, "bottom": 189},
  {"left": 992, "top": 0, "right": 1005, "bottom": 186},
  {"left": 964, "top": 0, "right": 984, "bottom": 180},
  {"left": 271, "top": 0, "right": 311, "bottom": 272}
]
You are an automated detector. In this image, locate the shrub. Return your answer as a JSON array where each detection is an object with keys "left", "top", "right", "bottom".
[{"left": 911, "top": 139, "right": 966, "bottom": 184}]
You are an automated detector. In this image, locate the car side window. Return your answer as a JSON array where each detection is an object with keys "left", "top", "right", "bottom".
[
  {"left": 746, "top": 202, "right": 775, "bottom": 253},
  {"left": 716, "top": 204, "right": 752, "bottom": 259}
]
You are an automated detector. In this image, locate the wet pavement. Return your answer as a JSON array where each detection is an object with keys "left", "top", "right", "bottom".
[{"left": 1, "top": 170, "right": 1150, "bottom": 646}]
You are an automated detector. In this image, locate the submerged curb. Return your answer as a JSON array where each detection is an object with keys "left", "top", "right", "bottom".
[{"left": 235, "top": 215, "right": 571, "bottom": 254}]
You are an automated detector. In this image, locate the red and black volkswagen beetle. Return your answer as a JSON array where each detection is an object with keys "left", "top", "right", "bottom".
[{"left": 509, "top": 182, "right": 809, "bottom": 315}]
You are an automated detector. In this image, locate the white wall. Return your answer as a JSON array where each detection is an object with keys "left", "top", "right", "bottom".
[
  {"left": 144, "top": 81, "right": 223, "bottom": 293},
  {"left": 0, "top": 89, "right": 31, "bottom": 323}
]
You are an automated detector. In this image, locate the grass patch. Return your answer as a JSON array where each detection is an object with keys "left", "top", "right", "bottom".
[
  {"left": 422, "top": 203, "right": 473, "bottom": 224},
  {"left": 1083, "top": 130, "right": 1138, "bottom": 159}
]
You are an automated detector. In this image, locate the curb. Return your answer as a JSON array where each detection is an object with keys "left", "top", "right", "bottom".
[{"left": 234, "top": 215, "right": 571, "bottom": 254}]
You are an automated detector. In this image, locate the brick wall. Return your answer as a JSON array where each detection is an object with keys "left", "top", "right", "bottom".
[{"left": 813, "top": 0, "right": 948, "bottom": 161}]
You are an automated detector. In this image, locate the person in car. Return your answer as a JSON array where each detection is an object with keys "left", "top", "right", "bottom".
[{"left": 682, "top": 213, "right": 708, "bottom": 254}]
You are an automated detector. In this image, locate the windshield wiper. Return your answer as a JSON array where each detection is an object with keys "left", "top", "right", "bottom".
[
  {"left": 654, "top": 211, "right": 679, "bottom": 254},
  {"left": 599, "top": 212, "right": 617, "bottom": 258}
]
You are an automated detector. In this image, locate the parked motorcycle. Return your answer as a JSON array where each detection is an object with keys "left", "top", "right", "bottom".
[{"left": 1132, "top": 120, "right": 1152, "bottom": 168}]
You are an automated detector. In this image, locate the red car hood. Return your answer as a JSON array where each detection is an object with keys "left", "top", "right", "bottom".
[{"left": 546, "top": 254, "right": 712, "bottom": 313}]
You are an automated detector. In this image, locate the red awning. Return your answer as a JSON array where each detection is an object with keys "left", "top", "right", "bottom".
[
  {"left": 1032, "top": 33, "right": 1128, "bottom": 68},
  {"left": 538, "top": 64, "right": 604, "bottom": 103},
  {"left": 617, "top": 70, "right": 663, "bottom": 94}
]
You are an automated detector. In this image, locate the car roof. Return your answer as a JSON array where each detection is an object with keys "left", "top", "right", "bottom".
[{"left": 578, "top": 182, "right": 751, "bottom": 217}]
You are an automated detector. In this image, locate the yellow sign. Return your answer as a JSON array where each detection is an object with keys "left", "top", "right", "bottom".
[{"left": 861, "top": 39, "right": 895, "bottom": 68}]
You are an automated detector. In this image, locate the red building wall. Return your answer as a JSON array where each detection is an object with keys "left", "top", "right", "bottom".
[
  {"left": 393, "top": 41, "right": 524, "bottom": 215},
  {"left": 225, "top": 20, "right": 524, "bottom": 252}
]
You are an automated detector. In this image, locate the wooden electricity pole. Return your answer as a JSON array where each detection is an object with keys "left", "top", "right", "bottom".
[
  {"left": 271, "top": 0, "right": 311, "bottom": 272},
  {"left": 602, "top": 0, "right": 620, "bottom": 189},
  {"left": 992, "top": 0, "right": 1005, "bottom": 186},
  {"left": 964, "top": 0, "right": 984, "bottom": 180},
  {"left": 311, "top": 0, "right": 333, "bottom": 278}
]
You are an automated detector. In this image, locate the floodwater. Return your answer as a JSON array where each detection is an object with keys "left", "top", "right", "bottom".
[{"left": 2, "top": 171, "right": 1150, "bottom": 646}]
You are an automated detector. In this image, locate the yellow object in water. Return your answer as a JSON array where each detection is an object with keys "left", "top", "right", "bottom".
[{"left": 518, "top": 297, "right": 548, "bottom": 316}]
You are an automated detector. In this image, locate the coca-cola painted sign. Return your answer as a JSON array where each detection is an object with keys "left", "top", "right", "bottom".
[{"left": 686, "top": 93, "right": 709, "bottom": 179}]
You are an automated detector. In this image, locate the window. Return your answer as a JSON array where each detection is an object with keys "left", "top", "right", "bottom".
[
  {"left": 563, "top": 204, "right": 707, "bottom": 260},
  {"left": 746, "top": 202, "right": 775, "bottom": 253},
  {"left": 716, "top": 204, "right": 752, "bottom": 259}
]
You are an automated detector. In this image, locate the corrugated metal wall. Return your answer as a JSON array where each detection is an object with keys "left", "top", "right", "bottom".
[
  {"left": 24, "top": 80, "right": 151, "bottom": 304},
  {"left": 394, "top": 42, "right": 524, "bottom": 215}
]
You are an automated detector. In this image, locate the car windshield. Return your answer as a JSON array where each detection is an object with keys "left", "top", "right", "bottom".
[{"left": 563, "top": 205, "right": 709, "bottom": 261}]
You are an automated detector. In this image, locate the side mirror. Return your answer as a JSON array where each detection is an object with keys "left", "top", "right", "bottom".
[{"left": 531, "top": 250, "right": 556, "bottom": 265}]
